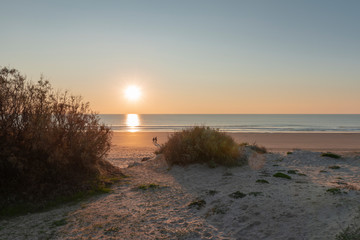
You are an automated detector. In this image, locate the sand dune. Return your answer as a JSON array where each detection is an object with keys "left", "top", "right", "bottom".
[{"left": 1, "top": 146, "right": 360, "bottom": 239}]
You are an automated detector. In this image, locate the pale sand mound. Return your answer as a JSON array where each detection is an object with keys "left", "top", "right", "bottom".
[{"left": 1, "top": 151, "right": 360, "bottom": 239}]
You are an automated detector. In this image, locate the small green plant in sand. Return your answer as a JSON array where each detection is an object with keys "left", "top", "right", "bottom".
[
  {"left": 205, "top": 204, "right": 228, "bottom": 217},
  {"left": 249, "top": 192, "right": 263, "bottom": 197},
  {"left": 256, "top": 179, "right": 269, "bottom": 184},
  {"left": 320, "top": 170, "right": 328, "bottom": 173},
  {"left": 336, "top": 209, "right": 360, "bottom": 240},
  {"left": 207, "top": 190, "right": 219, "bottom": 196},
  {"left": 326, "top": 188, "right": 342, "bottom": 194},
  {"left": 138, "top": 183, "right": 160, "bottom": 190},
  {"left": 229, "top": 191, "right": 247, "bottom": 199},
  {"left": 329, "top": 165, "right": 341, "bottom": 169},
  {"left": 188, "top": 199, "right": 206, "bottom": 210},
  {"left": 239, "top": 142, "right": 267, "bottom": 154},
  {"left": 287, "top": 170, "right": 298, "bottom": 174},
  {"left": 322, "top": 152, "right": 341, "bottom": 159},
  {"left": 287, "top": 152, "right": 293, "bottom": 155},
  {"left": 297, "top": 173, "right": 307, "bottom": 176},
  {"left": 273, "top": 172, "right": 292, "bottom": 179},
  {"left": 157, "top": 126, "right": 244, "bottom": 167},
  {"left": 336, "top": 226, "right": 360, "bottom": 240},
  {"left": 51, "top": 218, "right": 67, "bottom": 228}
]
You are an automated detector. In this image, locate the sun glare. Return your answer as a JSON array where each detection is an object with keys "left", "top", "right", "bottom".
[
  {"left": 124, "top": 85, "right": 141, "bottom": 101},
  {"left": 126, "top": 114, "right": 140, "bottom": 132}
]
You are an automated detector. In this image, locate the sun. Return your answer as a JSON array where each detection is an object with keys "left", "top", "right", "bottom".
[{"left": 124, "top": 85, "right": 141, "bottom": 101}]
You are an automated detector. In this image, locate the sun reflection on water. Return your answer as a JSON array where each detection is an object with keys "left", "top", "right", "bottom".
[{"left": 126, "top": 114, "right": 140, "bottom": 132}]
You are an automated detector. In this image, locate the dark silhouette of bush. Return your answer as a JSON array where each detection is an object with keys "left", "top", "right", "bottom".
[
  {"left": 158, "top": 126, "right": 245, "bottom": 167},
  {"left": 0, "top": 67, "right": 117, "bottom": 204}
]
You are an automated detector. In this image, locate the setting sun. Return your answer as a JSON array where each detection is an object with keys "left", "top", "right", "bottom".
[{"left": 124, "top": 85, "right": 141, "bottom": 101}]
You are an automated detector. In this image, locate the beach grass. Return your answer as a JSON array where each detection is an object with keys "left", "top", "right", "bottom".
[
  {"left": 157, "top": 126, "right": 245, "bottom": 167},
  {"left": 322, "top": 152, "right": 341, "bottom": 159},
  {"left": 273, "top": 172, "right": 292, "bottom": 179}
]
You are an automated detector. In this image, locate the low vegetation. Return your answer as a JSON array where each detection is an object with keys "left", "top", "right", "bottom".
[
  {"left": 321, "top": 152, "right": 341, "bottom": 159},
  {"left": 329, "top": 165, "right": 341, "bottom": 169},
  {"left": 256, "top": 179, "right": 269, "bottom": 184},
  {"left": 157, "top": 126, "right": 245, "bottom": 167},
  {"left": 137, "top": 183, "right": 160, "bottom": 190},
  {"left": 287, "top": 170, "right": 298, "bottom": 174},
  {"left": 188, "top": 199, "right": 206, "bottom": 210},
  {"left": 336, "top": 225, "right": 360, "bottom": 240},
  {"left": 326, "top": 188, "right": 342, "bottom": 195},
  {"left": 0, "top": 67, "right": 121, "bottom": 213},
  {"left": 273, "top": 172, "right": 292, "bottom": 179},
  {"left": 229, "top": 191, "right": 247, "bottom": 199},
  {"left": 336, "top": 209, "right": 360, "bottom": 240},
  {"left": 240, "top": 142, "right": 267, "bottom": 154}
]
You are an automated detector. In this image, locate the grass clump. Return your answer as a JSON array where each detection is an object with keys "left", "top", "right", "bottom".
[
  {"left": 329, "top": 165, "right": 341, "bottom": 169},
  {"left": 256, "top": 179, "right": 269, "bottom": 184},
  {"left": 188, "top": 199, "right": 206, "bottom": 210},
  {"left": 249, "top": 192, "right": 263, "bottom": 197},
  {"left": 207, "top": 190, "right": 219, "bottom": 196},
  {"left": 0, "top": 67, "right": 121, "bottom": 213},
  {"left": 240, "top": 142, "right": 267, "bottom": 154},
  {"left": 157, "top": 126, "right": 244, "bottom": 167},
  {"left": 287, "top": 170, "right": 298, "bottom": 174},
  {"left": 138, "top": 183, "right": 160, "bottom": 190},
  {"left": 336, "top": 226, "right": 360, "bottom": 240},
  {"left": 51, "top": 218, "right": 67, "bottom": 228},
  {"left": 229, "top": 191, "right": 247, "bottom": 199},
  {"left": 326, "top": 188, "right": 342, "bottom": 194},
  {"left": 321, "top": 152, "right": 341, "bottom": 159},
  {"left": 273, "top": 172, "right": 292, "bottom": 180},
  {"left": 287, "top": 152, "right": 293, "bottom": 155}
]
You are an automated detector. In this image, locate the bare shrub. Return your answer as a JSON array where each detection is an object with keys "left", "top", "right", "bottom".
[
  {"left": 158, "top": 126, "right": 244, "bottom": 167},
  {"left": 0, "top": 67, "right": 115, "bottom": 202}
]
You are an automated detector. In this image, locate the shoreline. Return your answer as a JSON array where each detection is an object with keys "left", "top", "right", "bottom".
[{"left": 111, "top": 132, "right": 360, "bottom": 153}]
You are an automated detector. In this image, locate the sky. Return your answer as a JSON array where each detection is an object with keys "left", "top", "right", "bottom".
[{"left": 1, "top": 0, "right": 359, "bottom": 114}]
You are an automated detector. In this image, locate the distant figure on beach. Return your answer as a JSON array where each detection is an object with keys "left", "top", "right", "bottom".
[{"left": 152, "top": 136, "right": 158, "bottom": 144}]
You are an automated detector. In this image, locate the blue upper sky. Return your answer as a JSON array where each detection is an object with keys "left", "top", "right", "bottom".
[{"left": 1, "top": 0, "right": 359, "bottom": 113}]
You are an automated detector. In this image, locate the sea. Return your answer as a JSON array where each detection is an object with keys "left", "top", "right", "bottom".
[{"left": 99, "top": 114, "right": 360, "bottom": 133}]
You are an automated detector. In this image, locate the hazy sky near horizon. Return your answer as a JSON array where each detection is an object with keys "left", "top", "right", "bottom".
[{"left": 1, "top": 0, "right": 360, "bottom": 114}]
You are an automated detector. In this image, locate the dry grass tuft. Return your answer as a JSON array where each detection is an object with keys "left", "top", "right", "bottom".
[{"left": 157, "top": 126, "right": 245, "bottom": 167}]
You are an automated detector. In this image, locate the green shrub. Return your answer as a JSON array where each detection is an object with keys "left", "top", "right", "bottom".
[
  {"left": 0, "top": 67, "right": 118, "bottom": 205},
  {"left": 188, "top": 199, "right": 206, "bottom": 210},
  {"left": 287, "top": 170, "right": 298, "bottom": 174},
  {"left": 321, "top": 152, "right": 341, "bottom": 159},
  {"left": 137, "top": 183, "right": 160, "bottom": 190},
  {"left": 229, "top": 191, "right": 247, "bottom": 199},
  {"left": 326, "top": 188, "right": 342, "bottom": 194},
  {"left": 329, "top": 165, "right": 341, "bottom": 169},
  {"left": 256, "top": 179, "right": 269, "bottom": 184},
  {"left": 336, "top": 225, "right": 360, "bottom": 240},
  {"left": 273, "top": 172, "right": 292, "bottom": 179},
  {"left": 158, "top": 126, "right": 244, "bottom": 167}
]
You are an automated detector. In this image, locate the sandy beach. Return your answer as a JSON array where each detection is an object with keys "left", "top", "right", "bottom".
[
  {"left": 1, "top": 132, "right": 360, "bottom": 239},
  {"left": 111, "top": 132, "right": 360, "bottom": 153}
]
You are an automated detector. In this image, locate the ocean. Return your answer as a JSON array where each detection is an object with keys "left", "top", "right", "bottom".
[{"left": 99, "top": 114, "right": 360, "bottom": 133}]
